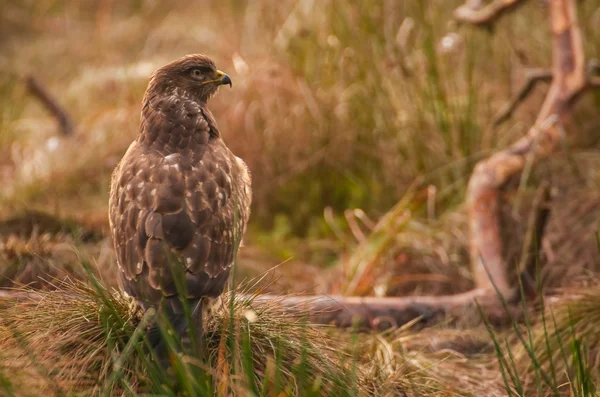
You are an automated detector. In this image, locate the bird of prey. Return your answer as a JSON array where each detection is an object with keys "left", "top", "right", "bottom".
[{"left": 108, "top": 54, "right": 251, "bottom": 356}]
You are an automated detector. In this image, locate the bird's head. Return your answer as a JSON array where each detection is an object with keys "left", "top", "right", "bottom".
[{"left": 146, "top": 54, "right": 232, "bottom": 103}]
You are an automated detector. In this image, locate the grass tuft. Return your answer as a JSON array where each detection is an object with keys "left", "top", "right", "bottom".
[{"left": 0, "top": 278, "right": 375, "bottom": 396}]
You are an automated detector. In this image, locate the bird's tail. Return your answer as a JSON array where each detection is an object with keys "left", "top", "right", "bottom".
[{"left": 145, "top": 297, "right": 204, "bottom": 367}]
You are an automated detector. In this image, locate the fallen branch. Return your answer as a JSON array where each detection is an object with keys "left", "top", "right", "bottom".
[
  {"left": 494, "top": 59, "right": 600, "bottom": 125},
  {"left": 454, "top": 0, "right": 527, "bottom": 26},
  {"left": 494, "top": 69, "right": 553, "bottom": 126},
  {"left": 0, "top": 288, "right": 516, "bottom": 330},
  {"left": 294, "top": 0, "right": 595, "bottom": 329},
  {"left": 25, "top": 75, "right": 75, "bottom": 136},
  {"left": 246, "top": 0, "right": 595, "bottom": 329},
  {"left": 466, "top": 0, "right": 591, "bottom": 302},
  {"left": 250, "top": 288, "right": 520, "bottom": 329}
]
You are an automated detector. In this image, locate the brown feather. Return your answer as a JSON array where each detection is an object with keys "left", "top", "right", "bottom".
[{"left": 108, "top": 54, "right": 251, "bottom": 311}]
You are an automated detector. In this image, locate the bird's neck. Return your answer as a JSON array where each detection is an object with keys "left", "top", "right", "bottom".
[{"left": 138, "top": 93, "right": 220, "bottom": 157}]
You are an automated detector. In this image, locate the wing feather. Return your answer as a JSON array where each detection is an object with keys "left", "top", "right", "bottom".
[{"left": 108, "top": 94, "right": 251, "bottom": 306}]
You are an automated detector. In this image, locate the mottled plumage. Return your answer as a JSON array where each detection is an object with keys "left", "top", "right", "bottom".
[{"left": 108, "top": 54, "right": 251, "bottom": 353}]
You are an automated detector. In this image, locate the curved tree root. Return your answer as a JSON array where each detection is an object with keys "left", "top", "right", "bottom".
[
  {"left": 249, "top": 0, "right": 597, "bottom": 330},
  {"left": 466, "top": 0, "right": 590, "bottom": 299},
  {"left": 250, "top": 288, "right": 520, "bottom": 330}
]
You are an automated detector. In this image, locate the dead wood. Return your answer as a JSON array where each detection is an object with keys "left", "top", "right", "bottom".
[
  {"left": 249, "top": 289, "right": 521, "bottom": 330},
  {"left": 0, "top": 288, "right": 517, "bottom": 330},
  {"left": 247, "top": 0, "right": 597, "bottom": 330},
  {"left": 25, "top": 75, "right": 75, "bottom": 136},
  {"left": 466, "top": 0, "right": 592, "bottom": 301},
  {"left": 454, "top": 0, "right": 526, "bottom": 26},
  {"left": 494, "top": 69, "right": 553, "bottom": 126}
]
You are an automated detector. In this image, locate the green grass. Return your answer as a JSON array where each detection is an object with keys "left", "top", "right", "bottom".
[{"left": 477, "top": 256, "right": 600, "bottom": 397}]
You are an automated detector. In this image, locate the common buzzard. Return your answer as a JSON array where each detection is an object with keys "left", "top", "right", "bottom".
[{"left": 108, "top": 54, "right": 251, "bottom": 355}]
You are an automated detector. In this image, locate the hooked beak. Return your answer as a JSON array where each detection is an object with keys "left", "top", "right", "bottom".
[{"left": 216, "top": 70, "right": 232, "bottom": 87}]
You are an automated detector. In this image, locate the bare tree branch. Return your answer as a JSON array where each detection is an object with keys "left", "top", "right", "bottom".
[
  {"left": 250, "top": 288, "right": 519, "bottom": 329},
  {"left": 260, "top": 0, "right": 598, "bottom": 329},
  {"left": 494, "top": 69, "right": 553, "bottom": 126},
  {"left": 454, "top": 0, "right": 527, "bottom": 26},
  {"left": 25, "top": 75, "right": 75, "bottom": 136},
  {"left": 466, "top": 0, "right": 588, "bottom": 301},
  {"left": 245, "top": 0, "right": 597, "bottom": 330}
]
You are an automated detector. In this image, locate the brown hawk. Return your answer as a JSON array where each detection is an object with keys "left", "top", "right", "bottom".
[{"left": 108, "top": 54, "right": 251, "bottom": 354}]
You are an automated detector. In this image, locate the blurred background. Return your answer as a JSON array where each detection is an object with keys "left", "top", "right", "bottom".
[{"left": 1, "top": 0, "right": 599, "bottom": 299}]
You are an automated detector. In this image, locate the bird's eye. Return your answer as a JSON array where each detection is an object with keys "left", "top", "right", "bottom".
[{"left": 191, "top": 69, "right": 203, "bottom": 78}]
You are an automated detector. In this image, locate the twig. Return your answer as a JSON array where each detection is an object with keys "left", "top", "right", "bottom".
[
  {"left": 494, "top": 69, "right": 553, "bottom": 126},
  {"left": 25, "top": 75, "right": 75, "bottom": 136},
  {"left": 454, "top": 0, "right": 527, "bottom": 26}
]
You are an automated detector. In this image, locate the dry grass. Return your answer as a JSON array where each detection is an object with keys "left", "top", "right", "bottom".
[
  {"left": 0, "top": 278, "right": 376, "bottom": 396},
  {"left": 4, "top": 277, "right": 600, "bottom": 396},
  {"left": 0, "top": 280, "right": 141, "bottom": 395}
]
